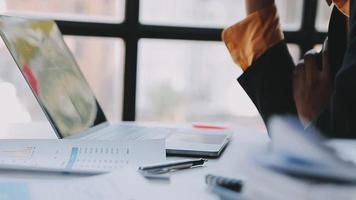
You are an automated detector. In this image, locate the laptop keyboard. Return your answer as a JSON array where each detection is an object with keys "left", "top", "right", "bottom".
[{"left": 83, "top": 124, "right": 172, "bottom": 141}]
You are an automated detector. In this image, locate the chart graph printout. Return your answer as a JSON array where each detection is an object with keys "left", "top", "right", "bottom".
[{"left": 0, "top": 139, "right": 165, "bottom": 173}]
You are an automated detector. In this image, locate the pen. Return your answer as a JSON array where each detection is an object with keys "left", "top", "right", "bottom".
[
  {"left": 138, "top": 158, "right": 208, "bottom": 173},
  {"left": 210, "top": 185, "right": 246, "bottom": 200},
  {"left": 205, "top": 174, "right": 243, "bottom": 192}
]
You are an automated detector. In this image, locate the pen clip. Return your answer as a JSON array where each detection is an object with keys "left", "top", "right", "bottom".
[
  {"left": 141, "top": 163, "right": 193, "bottom": 175},
  {"left": 165, "top": 163, "right": 194, "bottom": 171}
]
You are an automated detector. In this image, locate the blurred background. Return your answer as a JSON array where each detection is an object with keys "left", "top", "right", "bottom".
[{"left": 0, "top": 0, "right": 332, "bottom": 137}]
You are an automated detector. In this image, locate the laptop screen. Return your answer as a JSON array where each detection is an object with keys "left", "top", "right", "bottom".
[{"left": 0, "top": 16, "right": 107, "bottom": 138}]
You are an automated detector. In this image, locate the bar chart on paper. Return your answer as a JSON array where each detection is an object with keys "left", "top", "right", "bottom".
[{"left": 0, "top": 139, "right": 165, "bottom": 173}]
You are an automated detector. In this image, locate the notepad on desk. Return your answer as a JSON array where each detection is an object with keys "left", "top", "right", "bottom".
[{"left": 0, "top": 139, "right": 165, "bottom": 174}]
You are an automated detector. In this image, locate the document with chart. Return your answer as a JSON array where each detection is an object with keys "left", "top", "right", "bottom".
[{"left": 0, "top": 139, "right": 165, "bottom": 173}]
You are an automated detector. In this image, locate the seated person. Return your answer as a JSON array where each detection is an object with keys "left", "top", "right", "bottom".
[{"left": 222, "top": 0, "right": 356, "bottom": 138}]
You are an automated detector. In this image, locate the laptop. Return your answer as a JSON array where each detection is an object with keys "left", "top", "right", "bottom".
[{"left": 0, "top": 15, "right": 231, "bottom": 157}]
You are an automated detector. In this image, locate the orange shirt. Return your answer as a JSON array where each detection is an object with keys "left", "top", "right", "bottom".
[{"left": 222, "top": 0, "right": 349, "bottom": 71}]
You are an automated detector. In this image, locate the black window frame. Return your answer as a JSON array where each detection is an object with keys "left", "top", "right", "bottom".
[{"left": 55, "top": 0, "right": 327, "bottom": 121}]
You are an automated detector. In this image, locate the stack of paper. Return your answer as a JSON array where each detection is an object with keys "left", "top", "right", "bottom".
[
  {"left": 0, "top": 172, "right": 123, "bottom": 200},
  {"left": 0, "top": 139, "right": 166, "bottom": 199},
  {"left": 0, "top": 139, "right": 165, "bottom": 174},
  {"left": 242, "top": 117, "right": 356, "bottom": 200}
]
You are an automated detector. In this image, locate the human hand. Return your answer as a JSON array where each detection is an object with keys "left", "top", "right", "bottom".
[
  {"left": 292, "top": 39, "right": 332, "bottom": 127},
  {"left": 245, "top": 0, "right": 274, "bottom": 15}
]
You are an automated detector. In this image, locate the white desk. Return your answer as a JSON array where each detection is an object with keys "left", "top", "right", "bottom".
[
  {"left": 0, "top": 124, "right": 270, "bottom": 200},
  {"left": 124, "top": 126, "right": 270, "bottom": 200}
]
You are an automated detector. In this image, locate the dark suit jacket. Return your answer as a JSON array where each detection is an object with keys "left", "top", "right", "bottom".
[{"left": 237, "top": 5, "right": 356, "bottom": 138}]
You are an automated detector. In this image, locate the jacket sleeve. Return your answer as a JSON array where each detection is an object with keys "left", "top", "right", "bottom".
[
  {"left": 237, "top": 41, "right": 299, "bottom": 129},
  {"left": 222, "top": 4, "right": 284, "bottom": 71},
  {"left": 311, "top": 1, "right": 356, "bottom": 138}
]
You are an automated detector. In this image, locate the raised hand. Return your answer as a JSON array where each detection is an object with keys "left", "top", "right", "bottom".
[{"left": 293, "top": 38, "right": 332, "bottom": 127}]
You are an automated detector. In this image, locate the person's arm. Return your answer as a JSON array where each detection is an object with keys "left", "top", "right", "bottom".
[
  {"left": 238, "top": 42, "right": 298, "bottom": 128},
  {"left": 222, "top": 1, "right": 299, "bottom": 129},
  {"left": 309, "top": 0, "right": 356, "bottom": 138},
  {"left": 222, "top": 1, "right": 283, "bottom": 70},
  {"left": 293, "top": 40, "right": 332, "bottom": 127}
]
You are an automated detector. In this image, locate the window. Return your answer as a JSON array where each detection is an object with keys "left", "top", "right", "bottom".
[
  {"left": 1, "top": 0, "right": 125, "bottom": 23},
  {"left": 137, "top": 39, "right": 264, "bottom": 128},
  {"left": 137, "top": 40, "right": 300, "bottom": 130},
  {"left": 0, "top": 1, "right": 331, "bottom": 132},
  {"left": 140, "top": 0, "right": 303, "bottom": 30}
]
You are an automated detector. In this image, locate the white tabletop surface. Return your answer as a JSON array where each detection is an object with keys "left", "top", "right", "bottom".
[{"left": 0, "top": 124, "right": 270, "bottom": 200}]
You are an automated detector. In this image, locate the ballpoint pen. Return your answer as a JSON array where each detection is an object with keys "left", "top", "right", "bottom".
[
  {"left": 138, "top": 158, "right": 208, "bottom": 174},
  {"left": 205, "top": 174, "right": 243, "bottom": 192}
]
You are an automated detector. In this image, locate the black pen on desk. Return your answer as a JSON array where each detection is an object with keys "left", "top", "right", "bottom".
[
  {"left": 138, "top": 158, "right": 208, "bottom": 172},
  {"left": 211, "top": 185, "right": 246, "bottom": 200},
  {"left": 205, "top": 174, "right": 243, "bottom": 192}
]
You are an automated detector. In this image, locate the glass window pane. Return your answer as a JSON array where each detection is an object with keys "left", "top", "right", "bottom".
[
  {"left": 316, "top": 0, "right": 333, "bottom": 32},
  {"left": 1, "top": 0, "right": 125, "bottom": 23},
  {"left": 64, "top": 36, "right": 125, "bottom": 123},
  {"left": 137, "top": 39, "right": 300, "bottom": 130},
  {"left": 137, "top": 39, "right": 261, "bottom": 129},
  {"left": 140, "top": 0, "right": 303, "bottom": 30}
]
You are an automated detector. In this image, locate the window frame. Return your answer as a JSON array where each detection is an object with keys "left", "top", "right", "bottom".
[{"left": 55, "top": 0, "right": 327, "bottom": 121}]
